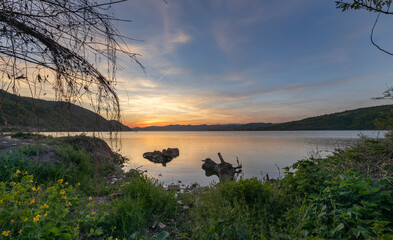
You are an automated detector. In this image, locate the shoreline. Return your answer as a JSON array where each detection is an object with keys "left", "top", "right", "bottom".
[{"left": 0, "top": 132, "right": 392, "bottom": 239}]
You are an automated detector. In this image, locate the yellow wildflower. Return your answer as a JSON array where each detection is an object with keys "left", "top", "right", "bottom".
[
  {"left": 60, "top": 190, "right": 65, "bottom": 195},
  {"left": 1, "top": 230, "right": 10, "bottom": 237},
  {"left": 29, "top": 199, "right": 35, "bottom": 205},
  {"left": 32, "top": 187, "right": 37, "bottom": 191},
  {"left": 44, "top": 212, "right": 48, "bottom": 217},
  {"left": 65, "top": 182, "right": 69, "bottom": 185},
  {"left": 37, "top": 187, "right": 41, "bottom": 191},
  {"left": 113, "top": 226, "right": 117, "bottom": 230},
  {"left": 10, "top": 219, "right": 14, "bottom": 223},
  {"left": 16, "top": 170, "right": 21, "bottom": 174},
  {"left": 0, "top": 199, "right": 3, "bottom": 204},
  {"left": 57, "top": 179, "right": 63, "bottom": 183},
  {"left": 77, "top": 182, "right": 80, "bottom": 186},
  {"left": 30, "top": 180, "right": 33, "bottom": 183},
  {"left": 63, "top": 196, "right": 67, "bottom": 200},
  {"left": 88, "top": 196, "right": 92, "bottom": 201},
  {"left": 24, "top": 218, "right": 28, "bottom": 222},
  {"left": 92, "top": 211, "right": 96, "bottom": 215},
  {"left": 18, "top": 229, "right": 22, "bottom": 235},
  {"left": 43, "top": 204, "right": 49, "bottom": 208},
  {"left": 68, "top": 202, "right": 72, "bottom": 206},
  {"left": 33, "top": 215, "right": 41, "bottom": 222},
  {"left": 24, "top": 171, "right": 28, "bottom": 174},
  {"left": 115, "top": 238, "right": 118, "bottom": 240}
]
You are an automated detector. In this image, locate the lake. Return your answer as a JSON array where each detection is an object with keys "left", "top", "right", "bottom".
[
  {"left": 47, "top": 131, "right": 385, "bottom": 186},
  {"left": 106, "top": 130, "right": 386, "bottom": 186}
]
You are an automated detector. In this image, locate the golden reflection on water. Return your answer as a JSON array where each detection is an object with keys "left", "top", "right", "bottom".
[
  {"left": 44, "top": 131, "right": 383, "bottom": 186},
  {"left": 103, "top": 131, "right": 380, "bottom": 186}
]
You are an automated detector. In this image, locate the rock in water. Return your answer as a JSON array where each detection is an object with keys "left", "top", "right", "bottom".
[
  {"left": 163, "top": 148, "right": 179, "bottom": 158},
  {"left": 143, "top": 148, "right": 179, "bottom": 166}
]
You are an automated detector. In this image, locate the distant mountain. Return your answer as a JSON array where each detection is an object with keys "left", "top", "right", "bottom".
[
  {"left": 132, "top": 105, "right": 393, "bottom": 131},
  {"left": 0, "top": 90, "right": 131, "bottom": 131},
  {"left": 132, "top": 123, "right": 275, "bottom": 131},
  {"left": 260, "top": 105, "right": 393, "bottom": 131}
]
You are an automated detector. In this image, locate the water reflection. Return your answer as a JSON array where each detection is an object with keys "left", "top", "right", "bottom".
[{"left": 43, "top": 131, "right": 385, "bottom": 186}]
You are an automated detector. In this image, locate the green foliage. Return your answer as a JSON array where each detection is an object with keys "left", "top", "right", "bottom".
[
  {"left": 189, "top": 179, "right": 284, "bottom": 239},
  {"left": 374, "top": 109, "right": 393, "bottom": 130},
  {"left": 282, "top": 170, "right": 393, "bottom": 239},
  {"left": 264, "top": 104, "right": 393, "bottom": 130},
  {"left": 0, "top": 142, "right": 112, "bottom": 195},
  {"left": 97, "top": 173, "right": 176, "bottom": 238},
  {"left": 0, "top": 173, "right": 98, "bottom": 239},
  {"left": 0, "top": 145, "right": 66, "bottom": 184}
]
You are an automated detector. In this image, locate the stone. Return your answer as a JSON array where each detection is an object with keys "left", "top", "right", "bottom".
[
  {"left": 167, "top": 184, "right": 180, "bottom": 191},
  {"left": 143, "top": 148, "right": 179, "bottom": 166},
  {"left": 158, "top": 222, "right": 166, "bottom": 229}
]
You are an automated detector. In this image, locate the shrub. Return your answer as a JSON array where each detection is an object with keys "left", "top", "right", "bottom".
[{"left": 0, "top": 172, "right": 98, "bottom": 239}]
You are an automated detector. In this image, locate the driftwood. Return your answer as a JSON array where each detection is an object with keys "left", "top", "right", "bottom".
[
  {"left": 143, "top": 148, "right": 179, "bottom": 167},
  {"left": 202, "top": 153, "right": 242, "bottom": 182}
]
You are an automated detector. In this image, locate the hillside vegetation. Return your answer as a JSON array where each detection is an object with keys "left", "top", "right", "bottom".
[
  {"left": 0, "top": 90, "right": 131, "bottom": 131},
  {"left": 262, "top": 105, "right": 393, "bottom": 130}
]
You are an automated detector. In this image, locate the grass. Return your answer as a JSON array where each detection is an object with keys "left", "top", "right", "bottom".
[
  {"left": 97, "top": 173, "right": 177, "bottom": 238},
  {"left": 0, "top": 133, "right": 393, "bottom": 239}
]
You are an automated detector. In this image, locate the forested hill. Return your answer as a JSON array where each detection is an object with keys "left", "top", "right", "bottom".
[
  {"left": 132, "top": 105, "right": 393, "bottom": 131},
  {"left": 261, "top": 105, "right": 393, "bottom": 130},
  {"left": 0, "top": 90, "right": 131, "bottom": 131}
]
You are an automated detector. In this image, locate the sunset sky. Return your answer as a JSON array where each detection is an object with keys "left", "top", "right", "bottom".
[{"left": 111, "top": 0, "right": 393, "bottom": 128}]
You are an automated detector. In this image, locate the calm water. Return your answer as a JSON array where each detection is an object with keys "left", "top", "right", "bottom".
[{"left": 47, "top": 131, "right": 385, "bottom": 186}]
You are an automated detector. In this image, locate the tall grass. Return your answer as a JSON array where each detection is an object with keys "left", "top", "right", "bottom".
[
  {"left": 0, "top": 145, "right": 66, "bottom": 184},
  {"left": 97, "top": 172, "right": 176, "bottom": 238}
]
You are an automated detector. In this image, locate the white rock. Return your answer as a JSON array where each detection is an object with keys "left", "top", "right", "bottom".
[{"left": 158, "top": 222, "right": 166, "bottom": 229}]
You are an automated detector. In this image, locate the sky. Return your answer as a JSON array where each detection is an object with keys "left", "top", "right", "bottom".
[{"left": 108, "top": 0, "right": 393, "bottom": 128}]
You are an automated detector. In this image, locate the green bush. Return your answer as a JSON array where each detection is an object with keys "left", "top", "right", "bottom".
[
  {"left": 282, "top": 171, "right": 393, "bottom": 239},
  {"left": 97, "top": 173, "right": 176, "bottom": 238},
  {"left": 189, "top": 179, "right": 284, "bottom": 239}
]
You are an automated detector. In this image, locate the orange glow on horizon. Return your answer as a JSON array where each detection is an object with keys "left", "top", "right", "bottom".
[{"left": 123, "top": 119, "right": 282, "bottom": 128}]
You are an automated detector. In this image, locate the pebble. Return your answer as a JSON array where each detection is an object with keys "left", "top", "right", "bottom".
[{"left": 158, "top": 222, "right": 166, "bottom": 229}]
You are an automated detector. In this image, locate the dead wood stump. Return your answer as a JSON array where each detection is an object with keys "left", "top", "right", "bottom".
[{"left": 202, "top": 152, "right": 242, "bottom": 182}]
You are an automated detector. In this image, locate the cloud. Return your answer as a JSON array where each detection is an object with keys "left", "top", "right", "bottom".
[{"left": 170, "top": 30, "right": 191, "bottom": 44}]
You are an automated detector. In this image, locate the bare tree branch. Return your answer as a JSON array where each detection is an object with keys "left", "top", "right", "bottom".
[{"left": 0, "top": 0, "right": 140, "bottom": 129}]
